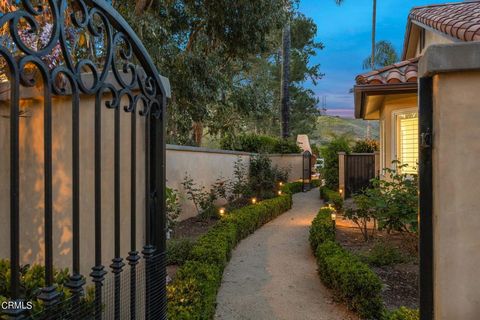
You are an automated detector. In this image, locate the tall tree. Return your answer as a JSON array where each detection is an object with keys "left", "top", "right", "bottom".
[
  {"left": 281, "top": 18, "right": 291, "bottom": 139},
  {"left": 371, "top": 0, "right": 377, "bottom": 69},
  {"left": 362, "top": 40, "right": 399, "bottom": 69},
  {"left": 281, "top": 0, "right": 343, "bottom": 139}
]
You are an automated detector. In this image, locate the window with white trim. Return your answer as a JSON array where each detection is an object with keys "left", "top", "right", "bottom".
[{"left": 395, "top": 111, "right": 418, "bottom": 174}]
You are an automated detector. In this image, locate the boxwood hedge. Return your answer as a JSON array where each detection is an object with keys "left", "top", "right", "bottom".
[
  {"left": 309, "top": 207, "right": 419, "bottom": 320},
  {"left": 168, "top": 191, "right": 293, "bottom": 319},
  {"left": 310, "top": 207, "right": 384, "bottom": 319}
]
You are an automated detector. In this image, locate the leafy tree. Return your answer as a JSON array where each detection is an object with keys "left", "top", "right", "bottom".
[
  {"left": 320, "top": 134, "right": 352, "bottom": 190},
  {"left": 362, "top": 40, "right": 399, "bottom": 69},
  {"left": 352, "top": 138, "right": 379, "bottom": 153}
]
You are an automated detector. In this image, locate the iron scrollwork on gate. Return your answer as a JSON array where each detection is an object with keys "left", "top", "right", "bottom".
[{"left": 1, "top": 1, "right": 167, "bottom": 319}]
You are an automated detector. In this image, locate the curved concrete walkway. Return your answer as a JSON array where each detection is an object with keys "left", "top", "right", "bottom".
[{"left": 215, "top": 188, "right": 358, "bottom": 320}]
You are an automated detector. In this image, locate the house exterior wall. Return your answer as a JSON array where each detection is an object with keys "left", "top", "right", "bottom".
[
  {"left": 378, "top": 94, "right": 417, "bottom": 173},
  {"left": 416, "top": 28, "right": 454, "bottom": 57},
  {"left": 431, "top": 70, "right": 480, "bottom": 319}
]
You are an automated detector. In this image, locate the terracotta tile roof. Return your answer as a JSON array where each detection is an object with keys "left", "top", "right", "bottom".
[
  {"left": 355, "top": 57, "right": 419, "bottom": 85},
  {"left": 409, "top": 1, "right": 480, "bottom": 42}
]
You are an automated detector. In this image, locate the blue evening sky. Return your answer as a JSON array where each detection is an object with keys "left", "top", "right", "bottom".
[{"left": 298, "top": 0, "right": 455, "bottom": 117}]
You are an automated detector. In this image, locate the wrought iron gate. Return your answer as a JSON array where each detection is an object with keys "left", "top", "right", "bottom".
[
  {"left": 345, "top": 153, "right": 375, "bottom": 198},
  {"left": 302, "top": 151, "right": 312, "bottom": 192},
  {"left": 1, "top": 1, "right": 167, "bottom": 319}
]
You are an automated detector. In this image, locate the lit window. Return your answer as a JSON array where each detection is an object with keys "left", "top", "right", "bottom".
[{"left": 396, "top": 112, "right": 418, "bottom": 174}]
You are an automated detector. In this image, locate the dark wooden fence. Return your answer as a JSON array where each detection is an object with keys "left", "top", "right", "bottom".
[{"left": 345, "top": 153, "right": 376, "bottom": 198}]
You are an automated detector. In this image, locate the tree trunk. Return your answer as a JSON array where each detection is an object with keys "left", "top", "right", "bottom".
[
  {"left": 280, "top": 23, "right": 291, "bottom": 139},
  {"left": 371, "top": 0, "right": 377, "bottom": 69},
  {"left": 135, "top": 0, "right": 149, "bottom": 15},
  {"left": 191, "top": 121, "right": 203, "bottom": 146}
]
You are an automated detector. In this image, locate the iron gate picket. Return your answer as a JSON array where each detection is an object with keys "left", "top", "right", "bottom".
[
  {"left": 1, "top": 1, "right": 167, "bottom": 319},
  {"left": 345, "top": 153, "right": 375, "bottom": 198}
]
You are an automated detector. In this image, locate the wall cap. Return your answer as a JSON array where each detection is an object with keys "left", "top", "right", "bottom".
[
  {"left": 166, "top": 144, "right": 302, "bottom": 157},
  {"left": 419, "top": 42, "right": 480, "bottom": 78}
]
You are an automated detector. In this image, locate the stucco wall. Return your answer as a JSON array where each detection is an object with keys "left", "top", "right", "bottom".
[
  {"left": 0, "top": 93, "right": 147, "bottom": 276},
  {"left": 166, "top": 145, "right": 303, "bottom": 221},
  {"left": 416, "top": 29, "right": 454, "bottom": 57},
  {"left": 431, "top": 71, "right": 480, "bottom": 319},
  {"left": 0, "top": 93, "right": 304, "bottom": 272},
  {"left": 378, "top": 93, "right": 417, "bottom": 174}
]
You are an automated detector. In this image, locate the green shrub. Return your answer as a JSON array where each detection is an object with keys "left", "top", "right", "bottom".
[
  {"left": 352, "top": 138, "right": 379, "bottom": 153},
  {"left": 320, "top": 187, "right": 344, "bottom": 212},
  {"left": 167, "top": 261, "right": 221, "bottom": 319},
  {"left": 387, "top": 307, "right": 419, "bottom": 320},
  {"left": 315, "top": 241, "right": 384, "bottom": 319},
  {"left": 363, "top": 163, "right": 418, "bottom": 234},
  {"left": 281, "top": 181, "right": 302, "bottom": 194},
  {"left": 320, "top": 135, "right": 351, "bottom": 190},
  {"left": 167, "top": 194, "right": 292, "bottom": 319},
  {"left": 309, "top": 207, "right": 335, "bottom": 251},
  {"left": 167, "top": 239, "right": 195, "bottom": 265},
  {"left": 344, "top": 193, "right": 377, "bottom": 241},
  {"left": 249, "top": 154, "right": 288, "bottom": 199},
  {"left": 220, "top": 133, "right": 301, "bottom": 154},
  {"left": 311, "top": 179, "right": 321, "bottom": 188},
  {"left": 167, "top": 187, "right": 182, "bottom": 230},
  {"left": 364, "top": 242, "right": 405, "bottom": 267},
  {"left": 0, "top": 260, "right": 94, "bottom": 317}
]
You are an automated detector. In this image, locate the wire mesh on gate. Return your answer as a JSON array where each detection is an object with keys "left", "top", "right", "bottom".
[{"left": 26, "top": 253, "right": 166, "bottom": 320}]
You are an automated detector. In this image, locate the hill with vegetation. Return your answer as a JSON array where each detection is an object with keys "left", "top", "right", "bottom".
[{"left": 310, "top": 116, "right": 379, "bottom": 146}]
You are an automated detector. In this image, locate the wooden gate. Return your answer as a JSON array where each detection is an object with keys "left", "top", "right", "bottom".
[{"left": 345, "top": 153, "right": 375, "bottom": 197}]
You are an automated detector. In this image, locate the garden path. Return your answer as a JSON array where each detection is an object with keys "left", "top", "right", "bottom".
[{"left": 214, "top": 188, "right": 358, "bottom": 320}]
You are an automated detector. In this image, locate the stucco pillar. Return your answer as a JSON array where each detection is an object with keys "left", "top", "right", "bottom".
[
  {"left": 419, "top": 42, "right": 480, "bottom": 320},
  {"left": 338, "top": 152, "right": 346, "bottom": 199},
  {"left": 374, "top": 151, "right": 380, "bottom": 177}
]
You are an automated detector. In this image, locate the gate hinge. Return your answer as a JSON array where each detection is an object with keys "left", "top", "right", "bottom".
[{"left": 420, "top": 128, "right": 432, "bottom": 149}]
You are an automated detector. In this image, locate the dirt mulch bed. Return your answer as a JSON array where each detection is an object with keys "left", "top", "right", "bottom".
[
  {"left": 171, "top": 216, "right": 218, "bottom": 240},
  {"left": 335, "top": 223, "right": 419, "bottom": 311}
]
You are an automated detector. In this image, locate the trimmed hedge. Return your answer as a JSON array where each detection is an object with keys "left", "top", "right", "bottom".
[
  {"left": 315, "top": 241, "right": 384, "bottom": 319},
  {"left": 281, "top": 181, "right": 302, "bottom": 194},
  {"left": 320, "top": 186, "right": 344, "bottom": 212},
  {"left": 387, "top": 307, "right": 419, "bottom": 320},
  {"left": 310, "top": 208, "right": 384, "bottom": 319},
  {"left": 309, "top": 207, "right": 336, "bottom": 251},
  {"left": 281, "top": 180, "right": 321, "bottom": 195},
  {"left": 220, "top": 133, "right": 301, "bottom": 154},
  {"left": 168, "top": 194, "right": 293, "bottom": 319}
]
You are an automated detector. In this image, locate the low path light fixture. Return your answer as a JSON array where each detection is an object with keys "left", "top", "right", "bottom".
[
  {"left": 251, "top": 197, "right": 257, "bottom": 204},
  {"left": 219, "top": 207, "right": 226, "bottom": 217},
  {"left": 331, "top": 211, "right": 336, "bottom": 231},
  {"left": 277, "top": 190, "right": 282, "bottom": 196}
]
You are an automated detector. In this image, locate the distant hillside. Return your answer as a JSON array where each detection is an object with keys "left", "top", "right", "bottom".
[{"left": 310, "top": 116, "right": 379, "bottom": 146}]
